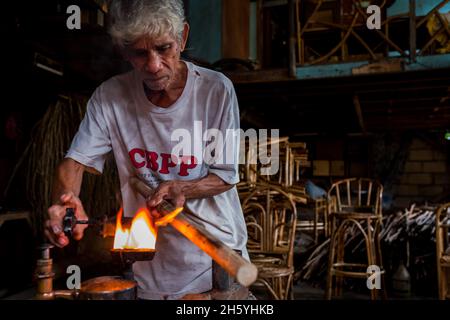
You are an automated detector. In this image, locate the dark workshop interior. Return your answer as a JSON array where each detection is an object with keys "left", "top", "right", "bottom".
[{"left": 0, "top": 0, "right": 450, "bottom": 301}]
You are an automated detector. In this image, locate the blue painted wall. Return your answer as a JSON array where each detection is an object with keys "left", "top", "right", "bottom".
[
  {"left": 388, "top": 0, "right": 450, "bottom": 17},
  {"left": 186, "top": 0, "right": 222, "bottom": 64},
  {"left": 296, "top": 54, "right": 450, "bottom": 80}
]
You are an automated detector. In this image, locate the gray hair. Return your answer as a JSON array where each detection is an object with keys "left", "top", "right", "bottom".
[{"left": 108, "top": 0, "right": 185, "bottom": 47}]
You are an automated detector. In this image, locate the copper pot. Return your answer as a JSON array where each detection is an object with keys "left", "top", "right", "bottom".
[{"left": 77, "top": 276, "right": 137, "bottom": 300}]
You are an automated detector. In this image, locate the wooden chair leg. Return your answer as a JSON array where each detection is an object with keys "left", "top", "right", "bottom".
[
  {"left": 326, "top": 217, "right": 337, "bottom": 300},
  {"left": 335, "top": 223, "right": 346, "bottom": 297},
  {"left": 314, "top": 207, "right": 319, "bottom": 243},
  {"left": 289, "top": 276, "right": 295, "bottom": 300},
  {"left": 375, "top": 227, "right": 388, "bottom": 299},
  {"left": 440, "top": 267, "right": 448, "bottom": 300},
  {"left": 365, "top": 220, "right": 380, "bottom": 300},
  {"left": 278, "top": 277, "right": 284, "bottom": 300},
  {"left": 437, "top": 267, "right": 443, "bottom": 300},
  {"left": 257, "top": 278, "right": 279, "bottom": 300}
]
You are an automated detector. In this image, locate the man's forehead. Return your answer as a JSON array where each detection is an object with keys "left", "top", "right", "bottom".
[{"left": 129, "top": 34, "right": 178, "bottom": 48}]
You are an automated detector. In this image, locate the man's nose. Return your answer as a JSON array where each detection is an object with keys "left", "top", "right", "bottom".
[{"left": 144, "top": 52, "right": 162, "bottom": 74}]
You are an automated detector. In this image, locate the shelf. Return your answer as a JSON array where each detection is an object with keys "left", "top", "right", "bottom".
[{"left": 0, "top": 211, "right": 32, "bottom": 229}]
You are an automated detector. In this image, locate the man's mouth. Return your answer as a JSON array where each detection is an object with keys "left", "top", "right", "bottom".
[{"left": 145, "top": 76, "right": 167, "bottom": 82}]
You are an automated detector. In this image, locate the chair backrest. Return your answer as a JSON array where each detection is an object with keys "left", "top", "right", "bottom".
[
  {"left": 327, "top": 178, "right": 383, "bottom": 218},
  {"left": 242, "top": 183, "right": 297, "bottom": 267},
  {"left": 259, "top": 137, "right": 290, "bottom": 186},
  {"left": 242, "top": 200, "right": 267, "bottom": 252},
  {"left": 287, "top": 142, "right": 308, "bottom": 186}
]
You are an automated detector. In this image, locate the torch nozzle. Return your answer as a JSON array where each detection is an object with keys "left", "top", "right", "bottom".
[{"left": 63, "top": 208, "right": 108, "bottom": 237}]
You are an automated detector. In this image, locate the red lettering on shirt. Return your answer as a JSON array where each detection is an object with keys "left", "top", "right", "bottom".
[
  {"left": 179, "top": 156, "right": 198, "bottom": 177},
  {"left": 159, "top": 153, "right": 178, "bottom": 174},
  {"left": 129, "top": 148, "right": 146, "bottom": 169},
  {"left": 145, "top": 151, "right": 159, "bottom": 171},
  {"left": 129, "top": 148, "right": 198, "bottom": 177}
]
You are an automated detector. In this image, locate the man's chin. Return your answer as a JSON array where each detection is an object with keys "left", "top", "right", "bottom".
[{"left": 144, "top": 80, "right": 169, "bottom": 92}]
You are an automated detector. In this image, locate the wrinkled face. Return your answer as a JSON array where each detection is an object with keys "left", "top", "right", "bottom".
[{"left": 124, "top": 24, "right": 189, "bottom": 92}]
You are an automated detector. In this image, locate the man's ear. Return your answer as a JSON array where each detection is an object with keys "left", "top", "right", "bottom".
[{"left": 180, "top": 23, "right": 190, "bottom": 52}]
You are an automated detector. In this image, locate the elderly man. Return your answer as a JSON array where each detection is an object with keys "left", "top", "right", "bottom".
[{"left": 45, "top": 0, "right": 248, "bottom": 300}]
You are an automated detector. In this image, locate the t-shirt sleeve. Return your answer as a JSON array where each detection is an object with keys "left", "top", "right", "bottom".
[
  {"left": 207, "top": 80, "right": 241, "bottom": 185},
  {"left": 65, "top": 89, "right": 112, "bottom": 173}
]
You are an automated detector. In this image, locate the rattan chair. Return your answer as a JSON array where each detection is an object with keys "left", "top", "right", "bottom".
[
  {"left": 436, "top": 202, "right": 450, "bottom": 300},
  {"left": 325, "top": 178, "right": 386, "bottom": 300},
  {"left": 242, "top": 183, "right": 297, "bottom": 299}
]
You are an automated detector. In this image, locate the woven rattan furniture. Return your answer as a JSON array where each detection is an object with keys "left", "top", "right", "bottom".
[
  {"left": 325, "top": 178, "right": 386, "bottom": 300},
  {"left": 436, "top": 202, "right": 450, "bottom": 300},
  {"left": 242, "top": 183, "right": 297, "bottom": 299}
]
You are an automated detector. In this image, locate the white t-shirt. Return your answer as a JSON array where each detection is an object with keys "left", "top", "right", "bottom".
[{"left": 66, "top": 61, "right": 248, "bottom": 300}]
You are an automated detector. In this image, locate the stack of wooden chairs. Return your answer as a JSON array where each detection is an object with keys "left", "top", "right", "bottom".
[
  {"left": 238, "top": 136, "right": 310, "bottom": 203},
  {"left": 237, "top": 137, "right": 314, "bottom": 299},
  {"left": 241, "top": 183, "right": 297, "bottom": 299}
]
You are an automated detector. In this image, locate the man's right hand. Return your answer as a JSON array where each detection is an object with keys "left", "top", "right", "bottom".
[{"left": 45, "top": 192, "right": 88, "bottom": 248}]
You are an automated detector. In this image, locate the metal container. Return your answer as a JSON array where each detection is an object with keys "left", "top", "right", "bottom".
[
  {"left": 110, "top": 249, "right": 155, "bottom": 265},
  {"left": 75, "top": 249, "right": 155, "bottom": 299},
  {"left": 77, "top": 276, "right": 137, "bottom": 300},
  {"left": 392, "top": 262, "right": 411, "bottom": 298}
]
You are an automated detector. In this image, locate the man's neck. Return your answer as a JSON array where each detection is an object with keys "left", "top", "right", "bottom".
[{"left": 144, "top": 61, "right": 187, "bottom": 108}]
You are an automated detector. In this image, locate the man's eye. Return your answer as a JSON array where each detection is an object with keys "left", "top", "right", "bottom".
[{"left": 157, "top": 44, "right": 172, "bottom": 52}]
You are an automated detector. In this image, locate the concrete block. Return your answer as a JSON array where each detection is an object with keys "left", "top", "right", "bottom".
[
  {"left": 422, "top": 161, "right": 447, "bottom": 173},
  {"left": 408, "top": 149, "right": 434, "bottom": 161},
  {"left": 397, "top": 185, "right": 419, "bottom": 196},
  {"left": 434, "top": 174, "right": 450, "bottom": 185},
  {"left": 403, "top": 162, "right": 422, "bottom": 173},
  {"left": 349, "top": 162, "right": 368, "bottom": 177},
  {"left": 399, "top": 175, "right": 410, "bottom": 185},
  {"left": 407, "top": 173, "right": 433, "bottom": 185},
  {"left": 434, "top": 151, "right": 447, "bottom": 161},
  {"left": 419, "top": 185, "right": 444, "bottom": 197},
  {"left": 330, "top": 161, "right": 345, "bottom": 176},
  {"left": 409, "top": 139, "right": 428, "bottom": 150},
  {"left": 313, "top": 160, "right": 330, "bottom": 176}
]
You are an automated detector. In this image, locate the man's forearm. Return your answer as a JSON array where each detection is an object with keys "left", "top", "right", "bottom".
[
  {"left": 177, "top": 173, "right": 234, "bottom": 199},
  {"left": 51, "top": 158, "right": 85, "bottom": 203}
]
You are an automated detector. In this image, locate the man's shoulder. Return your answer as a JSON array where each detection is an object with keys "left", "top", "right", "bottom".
[
  {"left": 98, "top": 70, "right": 135, "bottom": 91},
  {"left": 186, "top": 61, "right": 234, "bottom": 90},
  {"left": 91, "top": 70, "right": 135, "bottom": 102}
]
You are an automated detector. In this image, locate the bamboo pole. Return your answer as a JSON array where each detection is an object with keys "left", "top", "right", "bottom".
[{"left": 129, "top": 177, "right": 258, "bottom": 287}]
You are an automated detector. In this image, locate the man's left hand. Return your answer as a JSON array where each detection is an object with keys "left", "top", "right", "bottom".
[{"left": 146, "top": 181, "right": 185, "bottom": 217}]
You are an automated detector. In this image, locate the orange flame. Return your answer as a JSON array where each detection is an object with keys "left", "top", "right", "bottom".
[
  {"left": 155, "top": 207, "right": 183, "bottom": 227},
  {"left": 113, "top": 208, "right": 157, "bottom": 249}
]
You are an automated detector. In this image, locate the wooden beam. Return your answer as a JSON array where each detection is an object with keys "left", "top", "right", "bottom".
[
  {"left": 288, "top": 0, "right": 297, "bottom": 78},
  {"left": 353, "top": 95, "right": 367, "bottom": 135},
  {"left": 0, "top": 212, "right": 32, "bottom": 229},
  {"left": 222, "top": 0, "right": 250, "bottom": 60},
  {"left": 409, "top": 0, "right": 417, "bottom": 62}
]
